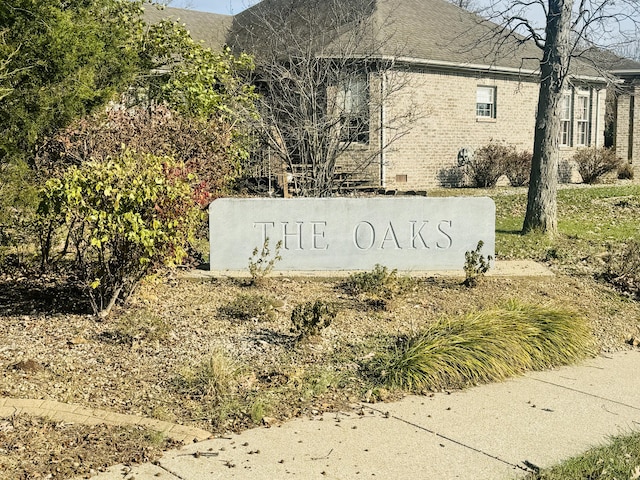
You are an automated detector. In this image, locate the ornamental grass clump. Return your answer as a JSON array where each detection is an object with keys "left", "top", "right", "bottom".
[
  {"left": 371, "top": 300, "right": 595, "bottom": 391},
  {"left": 174, "top": 352, "right": 243, "bottom": 402}
]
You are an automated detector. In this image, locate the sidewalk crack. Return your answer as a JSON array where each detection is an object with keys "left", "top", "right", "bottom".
[
  {"left": 528, "top": 377, "right": 640, "bottom": 411},
  {"left": 154, "top": 461, "right": 186, "bottom": 480},
  {"left": 363, "top": 404, "right": 534, "bottom": 474}
]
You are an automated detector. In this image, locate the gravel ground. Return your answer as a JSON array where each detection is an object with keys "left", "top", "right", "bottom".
[{"left": 0, "top": 267, "right": 639, "bottom": 478}]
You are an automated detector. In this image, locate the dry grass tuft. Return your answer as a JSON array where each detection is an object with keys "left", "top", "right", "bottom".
[{"left": 371, "top": 300, "right": 595, "bottom": 391}]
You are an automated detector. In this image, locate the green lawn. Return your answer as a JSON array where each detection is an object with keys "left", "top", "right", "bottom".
[
  {"left": 523, "top": 431, "right": 640, "bottom": 480},
  {"left": 496, "top": 185, "right": 640, "bottom": 268},
  {"left": 432, "top": 184, "right": 640, "bottom": 270}
]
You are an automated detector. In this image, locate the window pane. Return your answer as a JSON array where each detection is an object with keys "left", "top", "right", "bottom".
[
  {"left": 338, "top": 76, "right": 367, "bottom": 114},
  {"left": 576, "top": 96, "right": 588, "bottom": 121},
  {"left": 577, "top": 122, "right": 588, "bottom": 145},
  {"left": 336, "top": 74, "right": 369, "bottom": 144},
  {"left": 561, "top": 121, "right": 570, "bottom": 145},
  {"left": 561, "top": 94, "right": 571, "bottom": 120},
  {"left": 476, "top": 86, "right": 495, "bottom": 118},
  {"left": 476, "top": 87, "right": 493, "bottom": 104},
  {"left": 477, "top": 104, "right": 491, "bottom": 117}
]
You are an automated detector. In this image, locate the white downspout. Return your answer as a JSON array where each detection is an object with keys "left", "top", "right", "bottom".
[
  {"left": 380, "top": 71, "right": 386, "bottom": 188},
  {"left": 594, "top": 88, "right": 600, "bottom": 147}
]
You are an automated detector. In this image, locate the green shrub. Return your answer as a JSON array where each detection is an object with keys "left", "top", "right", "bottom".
[
  {"left": 111, "top": 309, "right": 171, "bottom": 344},
  {"left": 0, "top": 159, "right": 39, "bottom": 268},
  {"left": 248, "top": 237, "right": 282, "bottom": 286},
  {"left": 343, "top": 265, "right": 416, "bottom": 310},
  {"left": 601, "top": 240, "right": 640, "bottom": 300},
  {"left": 463, "top": 240, "right": 492, "bottom": 287},
  {"left": 40, "top": 149, "right": 204, "bottom": 318},
  {"left": 343, "top": 264, "right": 413, "bottom": 299},
  {"left": 503, "top": 150, "right": 532, "bottom": 187},
  {"left": 466, "top": 141, "right": 511, "bottom": 188},
  {"left": 221, "top": 293, "right": 281, "bottom": 322},
  {"left": 369, "top": 300, "right": 594, "bottom": 391},
  {"left": 290, "top": 300, "right": 336, "bottom": 340},
  {"left": 573, "top": 147, "right": 622, "bottom": 184}
]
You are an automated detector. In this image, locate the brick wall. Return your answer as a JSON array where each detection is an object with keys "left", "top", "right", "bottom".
[
  {"left": 384, "top": 68, "right": 539, "bottom": 189},
  {"left": 339, "top": 66, "right": 610, "bottom": 190},
  {"left": 616, "top": 84, "right": 640, "bottom": 181}
]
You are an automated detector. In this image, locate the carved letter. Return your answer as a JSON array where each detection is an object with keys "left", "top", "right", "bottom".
[
  {"left": 311, "top": 221, "right": 328, "bottom": 250},
  {"left": 380, "top": 222, "right": 401, "bottom": 249},
  {"left": 436, "top": 220, "right": 453, "bottom": 249},
  {"left": 410, "top": 221, "right": 429, "bottom": 249},
  {"left": 253, "top": 222, "right": 275, "bottom": 245},
  {"left": 282, "top": 222, "right": 303, "bottom": 250},
  {"left": 353, "top": 221, "right": 375, "bottom": 250}
]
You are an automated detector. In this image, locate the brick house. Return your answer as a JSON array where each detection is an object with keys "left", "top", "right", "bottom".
[
  {"left": 145, "top": 0, "right": 640, "bottom": 189},
  {"left": 610, "top": 61, "right": 640, "bottom": 180}
]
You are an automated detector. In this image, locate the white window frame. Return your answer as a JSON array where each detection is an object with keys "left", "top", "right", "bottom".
[
  {"left": 560, "top": 93, "right": 572, "bottom": 146},
  {"left": 575, "top": 93, "right": 590, "bottom": 146},
  {"left": 476, "top": 86, "right": 496, "bottom": 119}
]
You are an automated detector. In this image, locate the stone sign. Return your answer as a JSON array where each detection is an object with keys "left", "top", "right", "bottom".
[{"left": 209, "top": 197, "right": 495, "bottom": 272}]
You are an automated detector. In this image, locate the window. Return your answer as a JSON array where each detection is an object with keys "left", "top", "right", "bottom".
[
  {"left": 560, "top": 93, "right": 572, "bottom": 146},
  {"left": 559, "top": 89, "right": 592, "bottom": 147},
  {"left": 336, "top": 75, "right": 369, "bottom": 143},
  {"left": 476, "top": 86, "right": 496, "bottom": 118},
  {"left": 576, "top": 94, "right": 590, "bottom": 146}
]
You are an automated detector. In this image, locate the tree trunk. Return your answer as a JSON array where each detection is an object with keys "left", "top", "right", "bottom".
[{"left": 522, "top": 0, "right": 573, "bottom": 235}]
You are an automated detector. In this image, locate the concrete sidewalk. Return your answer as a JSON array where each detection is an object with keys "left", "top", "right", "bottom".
[{"left": 87, "top": 350, "right": 640, "bottom": 480}]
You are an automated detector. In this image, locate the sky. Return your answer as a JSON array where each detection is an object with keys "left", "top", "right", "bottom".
[{"left": 165, "top": 0, "right": 258, "bottom": 15}]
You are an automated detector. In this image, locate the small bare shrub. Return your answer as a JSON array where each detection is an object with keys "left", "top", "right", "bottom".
[
  {"left": 248, "top": 238, "right": 282, "bottom": 286},
  {"left": 503, "top": 150, "right": 532, "bottom": 187},
  {"left": 463, "top": 241, "right": 493, "bottom": 287},
  {"left": 112, "top": 309, "right": 171, "bottom": 345},
  {"left": 601, "top": 241, "right": 640, "bottom": 300},
  {"left": 437, "top": 165, "right": 466, "bottom": 188},
  {"left": 290, "top": 300, "right": 336, "bottom": 340},
  {"left": 343, "top": 265, "right": 416, "bottom": 310},
  {"left": 618, "top": 162, "right": 634, "bottom": 180},
  {"left": 221, "top": 293, "right": 281, "bottom": 322},
  {"left": 573, "top": 147, "right": 622, "bottom": 184},
  {"left": 466, "top": 141, "right": 511, "bottom": 188}
]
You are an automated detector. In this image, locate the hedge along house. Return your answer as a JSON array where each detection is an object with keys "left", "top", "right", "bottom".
[{"left": 144, "top": 1, "right": 639, "bottom": 191}]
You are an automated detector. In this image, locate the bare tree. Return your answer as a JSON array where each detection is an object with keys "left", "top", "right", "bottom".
[
  {"left": 228, "top": 0, "right": 419, "bottom": 197},
  {"left": 614, "top": 37, "right": 640, "bottom": 61},
  {"left": 479, "top": 0, "right": 640, "bottom": 234},
  {"left": 448, "top": 0, "right": 476, "bottom": 11}
]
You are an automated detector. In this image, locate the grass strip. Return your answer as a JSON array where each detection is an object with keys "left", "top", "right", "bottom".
[
  {"left": 524, "top": 431, "right": 640, "bottom": 480},
  {"left": 372, "top": 300, "right": 595, "bottom": 391}
]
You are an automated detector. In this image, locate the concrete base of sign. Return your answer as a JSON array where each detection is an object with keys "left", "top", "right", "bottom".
[{"left": 185, "top": 260, "right": 554, "bottom": 280}]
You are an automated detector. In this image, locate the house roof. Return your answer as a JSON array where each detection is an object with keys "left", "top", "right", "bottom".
[
  {"left": 147, "top": 1, "right": 633, "bottom": 82},
  {"left": 142, "top": 5, "right": 233, "bottom": 50},
  {"left": 580, "top": 48, "right": 640, "bottom": 77},
  {"left": 229, "top": 0, "right": 611, "bottom": 79},
  {"left": 369, "top": 0, "right": 543, "bottom": 72}
]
